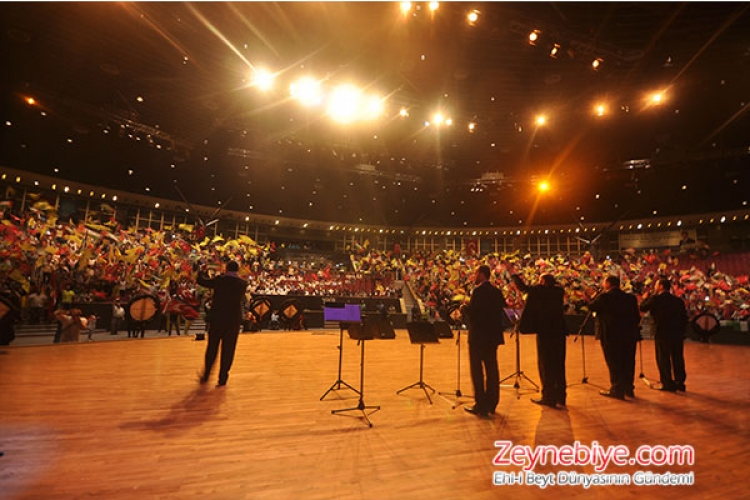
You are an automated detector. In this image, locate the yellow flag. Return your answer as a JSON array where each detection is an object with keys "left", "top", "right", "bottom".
[{"left": 239, "top": 235, "right": 256, "bottom": 245}]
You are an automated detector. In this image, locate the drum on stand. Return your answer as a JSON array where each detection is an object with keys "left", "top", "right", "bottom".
[
  {"left": 128, "top": 294, "right": 160, "bottom": 323},
  {"left": 0, "top": 294, "right": 13, "bottom": 320},
  {"left": 280, "top": 298, "right": 302, "bottom": 320},
  {"left": 249, "top": 297, "right": 272, "bottom": 323},
  {"left": 447, "top": 303, "right": 464, "bottom": 328}
]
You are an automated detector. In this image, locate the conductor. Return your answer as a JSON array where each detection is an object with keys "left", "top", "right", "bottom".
[
  {"left": 511, "top": 273, "right": 568, "bottom": 408},
  {"left": 639, "top": 278, "right": 688, "bottom": 392},
  {"left": 461, "top": 265, "right": 508, "bottom": 417},
  {"left": 197, "top": 260, "right": 248, "bottom": 386}
]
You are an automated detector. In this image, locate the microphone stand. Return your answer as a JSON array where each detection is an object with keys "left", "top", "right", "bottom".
[
  {"left": 499, "top": 320, "right": 540, "bottom": 398},
  {"left": 638, "top": 335, "right": 653, "bottom": 388},
  {"left": 567, "top": 309, "right": 606, "bottom": 390},
  {"left": 438, "top": 322, "right": 473, "bottom": 409},
  {"left": 499, "top": 281, "right": 538, "bottom": 398},
  {"left": 637, "top": 296, "right": 656, "bottom": 388}
]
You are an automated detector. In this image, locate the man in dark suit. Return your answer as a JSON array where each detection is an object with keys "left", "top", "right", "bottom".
[
  {"left": 461, "top": 265, "right": 508, "bottom": 417},
  {"left": 588, "top": 276, "right": 641, "bottom": 399},
  {"left": 512, "top": 273, "right": 567, "bottom": 408},
  {"left": 639, "top": 278, "right": 688, "bottom": 392},
  {"left": 197, "top": 260, "right": 248, "bottom": 386}
]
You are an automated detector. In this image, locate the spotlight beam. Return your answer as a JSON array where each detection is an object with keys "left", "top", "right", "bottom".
[
  {"left": 700, "top": 101, "right": 750, "bottom": 147},
  {"left": 670, "top": 4, "right": 749, "bottom": 86},
  {"left": 187, "top": 4, "right": 255, "bottom": 70},
  {"left": 228, "top": 3, "right": 282, "bottom": 58}
]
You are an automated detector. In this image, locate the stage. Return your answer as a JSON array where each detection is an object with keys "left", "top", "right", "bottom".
[{"left": 1, "top": 330, "right": 748, "bottom": 499}]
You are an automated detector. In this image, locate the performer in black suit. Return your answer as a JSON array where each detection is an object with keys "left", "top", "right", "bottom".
[
  {"left": 512, "top": 273, "right": 567, "bottom": 408},
  {"left": 588, "top": 276, "right": 641, "bottom": 399},
  {"left": 196, "top": 260, "right": 248, "bottom": 386},
  {"left": 461, "top": 265, "right": 508, "bottom": 417},
  {"left": 639, "top": 278, "right": 688, "bottom": 392}
]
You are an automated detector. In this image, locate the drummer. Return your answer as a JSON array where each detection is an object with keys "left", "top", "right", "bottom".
[{"left": 54, "top": 308, "right": 87, "bottom": 343}]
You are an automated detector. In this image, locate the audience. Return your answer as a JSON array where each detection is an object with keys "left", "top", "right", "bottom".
[{"left": 2, "top": 205, "right": 749, "bottom": 331}]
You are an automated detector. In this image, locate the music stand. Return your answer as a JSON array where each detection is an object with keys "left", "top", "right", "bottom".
[
  {"left": 331, "top": 325, "right": 380, "bottom": 427},
  {"left": 500, "top": 309, "right": 540, "bottom": 398},
  {"left": 438, "top": 304, "right": 473, "bottom": 409},
  {"left": 397, "top": 322, "right": 440, "bottom": 404},
  {"left": 567, "top": 311, "right": 606, "bottom": 390},
  {"left": 320, "top": 304, "right": 361, "bottom": 400}
]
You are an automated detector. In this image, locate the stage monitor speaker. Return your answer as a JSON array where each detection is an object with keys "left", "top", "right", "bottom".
[{"left": 433, "top": 321, "right": 453, "bottom": 339}]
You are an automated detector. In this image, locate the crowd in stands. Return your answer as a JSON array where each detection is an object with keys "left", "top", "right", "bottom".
[
  {"left": 1, "top": 204, "right": 749, "bottom": 341},
  {"left": 0, "top": 207, "right": 397, "bottom": 331},
  {"left": 349, "top": 246, "right": 750, "bottom": 323}
]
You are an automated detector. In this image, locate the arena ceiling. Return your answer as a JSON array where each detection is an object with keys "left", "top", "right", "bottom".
[{"left": 1, "top": 2, "right": 749, "bottom": 229}]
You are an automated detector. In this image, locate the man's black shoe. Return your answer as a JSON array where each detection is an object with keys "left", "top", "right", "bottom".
[
  {"left": 656, "top": 385, "right": 677, "bottom": 392},
  {"left": 599, "top": 390, "right": 625, "bottom": 400},
  {"left": 676, "top": 384, "right": 686, "bottom": 392},
  {"left": 464, "top": 405, "right": 488, "bottom": 417},
  {"left": 625, "top": 390, "right": 635, "bottom": 398},
  {"left": 530, "top": 398, "right": 557, "bottom": 408}
]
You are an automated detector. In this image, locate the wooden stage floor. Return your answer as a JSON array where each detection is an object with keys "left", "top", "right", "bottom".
[{"left": 1, "top": 330, "right": 749, "bottom": 499}]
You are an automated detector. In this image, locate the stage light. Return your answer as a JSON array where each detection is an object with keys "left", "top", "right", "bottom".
[
  {"left": 550, "top": 44, "right": 560, "bottom": 58},
  {"left": 650, "top": 91, "right": 664, "bottom": 104},
  {"left": 25, "top": 96, "right": 36, "bottom": 106},
  {"left": 399, "top": 107, "right": 409, "bottom": 117},
  {"left": 290, "top": 77, "right": 322, "bottom": 107},
  {"left": 468, "top": 122, "right": 476, "bottom": 132},
  {"left": 364, "top": 95, "right": 385, "bottom": 120},
  {"left": 252, "top": 68, "right": 274, "bottom": 91},
  {"left": 595, "top": 104, "right": 607, "bottom": 117},
  {"left": 445, "top": 117, "right": 453, "bottom": 126},
  {"left": 467, "top": 10, "right": 479, "bottom": 23},
  {"left": 400, "top": 2, "right": 411, "bottom": 15},
  {"left": 592, "top": 57, "right": 603, "bottom": 70},
  {"left": 528, "top": 30, "right": 541, "bottom": 45},
  {"left": 538, "top": 181, "right": 550, "bottom": 193},
  {"left": 326, "top": 84, "right": 361, "bottom": 123},
  {"left": 432, "top": 112, "right": 445, "bottom": 126},
  {"left": 535, "top": 114, "right": 547, "bottom": 126},
  {"left": 429, "top": 2, "right": 439, "bottom": 12}
]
